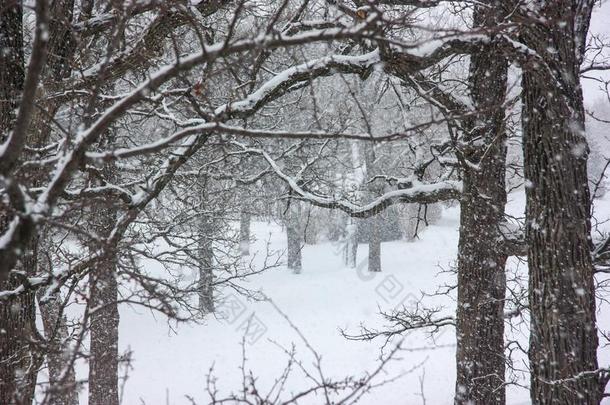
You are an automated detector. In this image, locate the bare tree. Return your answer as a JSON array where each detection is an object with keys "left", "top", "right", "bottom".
[{"left": 1, "top": 1, "right": 609, "bottom": 404}]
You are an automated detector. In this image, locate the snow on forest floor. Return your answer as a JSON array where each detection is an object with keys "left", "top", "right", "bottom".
[{"left": 72, "top": 190, "right": 610, "bottom": 405}]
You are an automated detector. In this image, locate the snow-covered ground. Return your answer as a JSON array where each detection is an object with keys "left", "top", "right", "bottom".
[{"left": 71, "top": 190, "right": 609, "bottom": 405}]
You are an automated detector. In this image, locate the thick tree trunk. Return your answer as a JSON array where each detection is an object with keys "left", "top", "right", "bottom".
[
  {"left": 454, "top": 3, "right": 509, "bottom": 403},
  {"left": 88, "top": 190, "right": 119, "bottom": 405},
  {"left": 522, "top": 32, "right": 601, "bottom": 405},
  {"left": 517, "top": 2, "right": 603, "bottom": 403},
  {"left": 523, "top": 73, "right": 601, "bottom": 405},
  {"left": 455, "top": 172, "right": 508, "bottom": 405},
  {"left": 0, "top": 4, "right": 42, "bottom": 404},
  {"left": 88, "top": 251, "right": 119, "bottom": 405},
  {"left": 0, "top": 3, "right": 24, "bottom": 140},
  {"left": 88, "top": 252, "right": 119, "bottom": 405},
  {"left": 286, "top": 202, "right": 303, "bottom": 273},
  {"left": 0, "top": 246, "right": 41, "bottom": 405}
]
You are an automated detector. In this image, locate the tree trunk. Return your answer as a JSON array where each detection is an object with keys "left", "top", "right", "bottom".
[
  {"left": 345, "top": 141, "right": 361, "bottom": 267},
  {"left": 88, "top": 187, "right": 119, "bottom": 405},
  {"left": 286, "top": 202, "right": 303, "bottom": 274},
  {"left": 38, "top": 290, "right": 79, "bottom": 405},
  {"left": 454, "top": 3, "right": 509, "bottom": 403},
  {"left": 344, "top": 218, "right": 358, "bottom": 268},
  {"left": 455, "top": 171, "right": 508, "bottom": 405},
  {"left": 88, "top": 252, "right": 119, "bottom": 405},
  {"left": 88, "top": 251, "right": 119, "bottom": 405},
  {"left": 363, "top": 144, "right": 382, "bottom": 273},
  {"left": 0, "top": 245, "right": 41, "bottom": 405},
  {"left": 523, "top": 73, "right": 601, "bottom": 405},
  {"left": 196, "top": 175, "right": 215, "bottom": 313},
  {"left": 367, "top": 216, "right": 382, "bottom": 272},
  {"left": 0, "top": 3, "right": 24, "bottom": 140},
  {"left": 0, "top": 4, "right": 42, "bottom": 404},
  {"left": 198, "top": 216, "right": 215, "bottom": 314},
  {"left": 520, "top": 4, "right": 602, "bottom": 400},
  {"left": 239, "top": 209, "right": 251, "bottom": 256}
]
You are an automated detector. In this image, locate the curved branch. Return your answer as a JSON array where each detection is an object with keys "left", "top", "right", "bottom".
[{"left": 237, "top": 144, "right": 462, "bottom": 218}]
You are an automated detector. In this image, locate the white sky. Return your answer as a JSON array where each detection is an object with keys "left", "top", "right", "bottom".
[{"left": 583, "top": 0, "right": 610, "bottom": 103}]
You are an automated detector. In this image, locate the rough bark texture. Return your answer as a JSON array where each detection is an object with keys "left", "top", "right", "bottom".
[
  {"left": 368, "top": 217, "right": 382, "bottom": 272},
  {"left": 45, "top": 0, "right": 74, "bottom": 82},
  {"left": 455, "top": 160, "right": 508, "bottom": 405},
  {"left": 88, "top": 251, "right": 119, "bottom": 405},
  {"left": 454, "top": 2, "right": 509, "bottom": 403},
  {"left": 196, "top": 176, "right": 215, "bottom": 313},
  {"left": 0, "top": 2, "right": 24, "bottom": 141},
  {"left": 520, "top": 2, "right": 602, "bottom": 401},
  {"left": 0, "top": 248, "right": 41, "bottom": 405},
  {"left": 88, "top": 194, "right": 119, "bottom": 405},
  {"left": 0, "top": 4, "right": 42, "bottom": 403},
  {"left": 198, "top": 218, "right": 215, "bottom": 313},
  {"left": 24, "top": 0, "right": 75, "bottom": 172}
]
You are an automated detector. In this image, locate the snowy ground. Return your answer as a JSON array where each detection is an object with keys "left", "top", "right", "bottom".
[{"left": 68, "top": 190, "right": 609, "bottom": 405}]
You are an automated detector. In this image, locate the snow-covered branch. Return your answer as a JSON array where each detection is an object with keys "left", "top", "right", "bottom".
[{"left": 235, "top": 143, "right": 462, "bottom": 218}]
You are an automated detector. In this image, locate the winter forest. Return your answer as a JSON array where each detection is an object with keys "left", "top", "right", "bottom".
[{"left": 2, "top": 0, "right": 610, "bottom": 404}]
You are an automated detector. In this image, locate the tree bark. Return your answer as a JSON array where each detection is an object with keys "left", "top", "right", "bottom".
[
  {"left": 455, "top": 168, "right": 507, "bottom": 405},
  {"left": 368, "top": 216, "right": 382, "bottom": 272},
  {"left": 454, "top": 2, "right": 509, "bottom": 403},
  {"left": 239, "top": 209, "right": 251, "bottom": 256},
  {"left": 0, "top": 2, "right": 24, "bottom": 141},
  {"left": 198, "top": 217, "right": 215, "bottom": 314},
  {"left": 0, "top": 247, "right": 41, "bottom": 405},
  {"left": 286, "top": 202, "right": 303, "bottom": 273},
  {"left": 520, "top": 2, "right": 603, "bottom": 401},
  {"left": 88, "top": 249, "right": 119, "bottom": 405},
  {"left": 523, "top": 72, "right": 601, "bottom": 405},
  {"left": 196, "top": 175, "right": 216, "bottom": 313},
  {"left": 0, "top": 4, "right": 42, "bottom": 404},
  {"left": 88, "top": 168, "right": 119, "bottom": 405}
]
